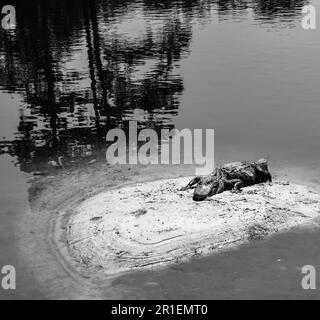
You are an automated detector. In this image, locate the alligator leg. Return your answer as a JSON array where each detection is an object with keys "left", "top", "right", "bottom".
[
  {"left": 231, "top": 179, "right": 245, "bottom": 193},
  {"left": 211, "top": 178, "right": 238, "bottom": 195},
  {"left": 223, "top": 179, "right": 240, "bottom": 191},
  {"left": 212, "top": 180, "right": 225, "bottom": 195},
  {"left": 180, "top": 177, "right": 201, "bottom": 191}
]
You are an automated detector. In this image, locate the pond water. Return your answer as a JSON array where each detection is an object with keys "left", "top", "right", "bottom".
[{"left": 0, "top": 0, "right": 320, "bottom": 299}]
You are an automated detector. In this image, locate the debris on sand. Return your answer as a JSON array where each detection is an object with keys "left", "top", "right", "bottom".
[{"left": 130, "top": 208, "right": 148, "bottom": 217}]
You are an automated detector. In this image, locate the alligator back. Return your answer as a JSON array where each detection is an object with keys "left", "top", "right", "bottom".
[{"left": 220, "top": 161, "right": 256, "bottom": 182}]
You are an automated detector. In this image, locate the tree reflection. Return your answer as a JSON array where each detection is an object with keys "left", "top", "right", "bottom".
[
  {"left": 215, "top": 0, "right": 307, "bottom": 19},
  {"left": 0, "top": 0, "right": 309, "bottom": 173}
]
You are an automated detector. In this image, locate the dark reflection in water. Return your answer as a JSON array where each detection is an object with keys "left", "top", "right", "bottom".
[{"left": 0, "top": 0, "right": 308, "bottom": 173}]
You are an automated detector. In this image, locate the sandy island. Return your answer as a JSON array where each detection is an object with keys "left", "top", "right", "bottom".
[{"left": 58, "top": 178, "right": 320, "bottom": 276}]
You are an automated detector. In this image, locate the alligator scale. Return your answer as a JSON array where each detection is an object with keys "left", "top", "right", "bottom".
[{"left": 181, "top": 159, "right": 272, "bottom": 201}]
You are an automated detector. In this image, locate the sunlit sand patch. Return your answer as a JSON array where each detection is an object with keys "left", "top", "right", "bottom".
[{"left": 62, "top": 178, "right": 320, "bottom": 275}]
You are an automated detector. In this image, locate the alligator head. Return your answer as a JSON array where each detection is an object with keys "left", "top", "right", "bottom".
[{"left": 193, "top": 177, "right": 219, "bottom": 202}]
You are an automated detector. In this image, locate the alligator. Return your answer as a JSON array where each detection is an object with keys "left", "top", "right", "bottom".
[{"left": 181, "top": 159, "right": 272, "bottom": 201}]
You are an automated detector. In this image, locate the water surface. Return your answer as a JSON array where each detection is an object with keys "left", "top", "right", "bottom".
[{"left": 0, "top": 0, "right": 320, "bottom": 299}]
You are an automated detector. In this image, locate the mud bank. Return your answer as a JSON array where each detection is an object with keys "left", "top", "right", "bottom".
[{"left": 61, "top": 179, "right": 320, "bottom": 276}]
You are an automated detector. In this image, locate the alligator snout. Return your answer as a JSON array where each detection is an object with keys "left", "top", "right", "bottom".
[
  {"left": 193, "top": 182, "right": 215, "bottom": 201},
  {"left": 193, "top": 194, "right": 208, "bottom": 202}
]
